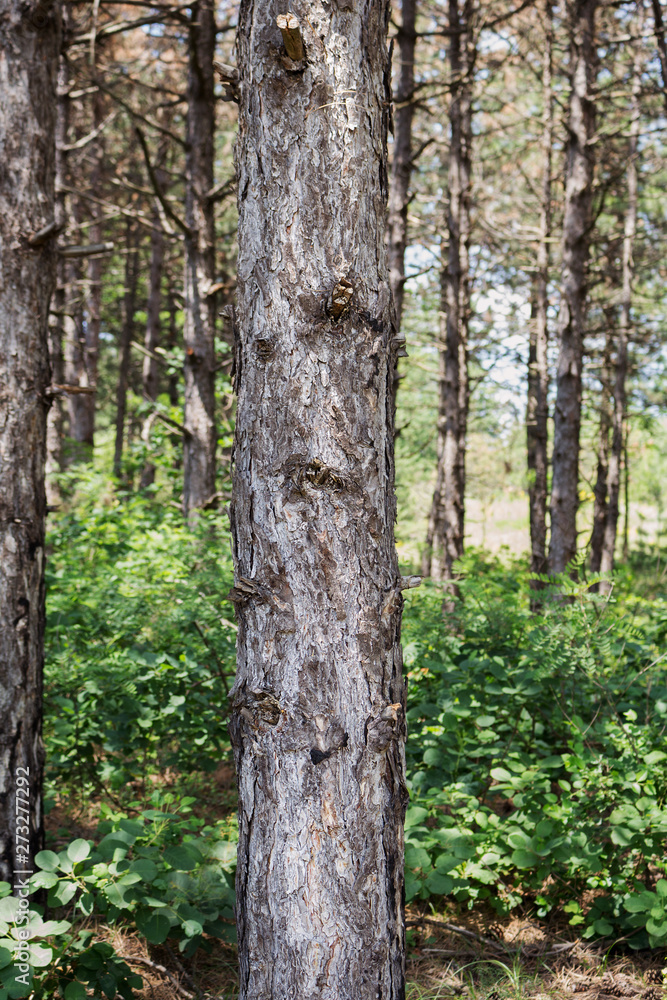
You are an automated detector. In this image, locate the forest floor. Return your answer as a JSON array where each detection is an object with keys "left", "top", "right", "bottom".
[{"left": 44, "top": 807, "right": 666, "bottom": 1000}]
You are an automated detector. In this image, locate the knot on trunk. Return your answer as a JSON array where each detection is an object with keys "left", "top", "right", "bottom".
[{"left": 365, "top": 703, "right": 403, "bottom": 753}]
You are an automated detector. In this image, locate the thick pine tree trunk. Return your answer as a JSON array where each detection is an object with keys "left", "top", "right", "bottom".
[
  {"left": 599, "top": 16, "right": 641, "bottom": 590},
  {"left": 548, "top": 0, "right": 597, "bottom": 575},
  {"left": 423, "top": 0, "right": 473, "bottom": 583},
  {"left": 182, "top": 0, "right": 217, "bottom": 517},
  {"left": 231, "top": 4, "right": 407, "bottom": 997},
  {"left": 526, "top": 0, "right": 552, "bottom": 588},
  {"left": 0, "top": 0, "right": 59, "bottom": 882},
  {"left": 387, "top": 0, "right": 417, "bottom": 330}
]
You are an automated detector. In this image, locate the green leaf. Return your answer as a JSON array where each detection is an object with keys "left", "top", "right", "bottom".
[
  {"left": 511, "top": 849, "right": 540, "bottom": 869},
  {"left": 136, "top": 912, "right": 171, "bottom": 945},
  {"left": 129, "top": 859, "right": 158, "bottom": 883},
  {"left": 656, "top": 880, "right": 667, "bottom": 898},
  {"left": 35, "top": 850, "right": 60, "bottom": 873},
  {"left": 644, "top": 751, "right": 667, "bottom": 765},
  {"left": 163, "top": 846, "right": 200, "bottom": 871},
  {"left": 67, "top": 840, "right": 91, "bottom": 864},
  {"left": 30, "top": 871, "right": 59, "bottom": 890},
  {"left": 182, "top": 919, "right": 204, "bottom": 938},
  {"left": 64, "top": 982, "right": 87, "bottom": 1000},
  {"left": 475, "top": 715, "right": 496, "bottom": 727},
  {"left": 424, "top": 872, "right": 454, "bottom": 896}
]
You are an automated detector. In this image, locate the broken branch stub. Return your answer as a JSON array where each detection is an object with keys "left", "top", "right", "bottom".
[{"left": 276, "top": 12, "right": 305, "bottom": 62}]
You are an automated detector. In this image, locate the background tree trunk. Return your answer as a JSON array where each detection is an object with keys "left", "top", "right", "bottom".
[
  {"left": 527, "top": 0, "right": 552, "bottom": 589},
  {"left": 0, "top": 0, "right": 59, "bottom": 881},
  {"left": 139, "top": 198, "right": 166, "bottom": 489},
  {"left": 113, "top": 225, "right": 140, "bottom": 479},
  {"left": 423, "top": 0, "right": 474, "bottom": 584},
  {"left": 548, "top": 0, "right": 597, "bottom": 575},
  {"left": 387, "top": 0, "right": 417, "bottom": 330},
  {"left": 600, "top": 14, "right": 641, "bottom": 589},
  {"left": 46, "top": 46, "right": 68, "bottom": 504},
  {"left": 231, "top": 4, "right": 407, "bottom": 997},
  {"left": 182, "top": 0, "right": 217, "bottom": 517},
  {"left": 589, "top": 325, "right": 612, "bottom": 574}
]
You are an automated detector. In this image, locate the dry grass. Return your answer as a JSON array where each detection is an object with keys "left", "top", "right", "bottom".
[{"left": 87, "top": 911, "right": 666, "bottom": 1000}]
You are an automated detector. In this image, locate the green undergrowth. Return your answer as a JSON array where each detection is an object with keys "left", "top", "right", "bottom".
[
  {"left": 402, "top": 549, "right": 667, "bottom": 948},
  {"left": 11, "top": 482, "right": 665, "bottom": 998}
]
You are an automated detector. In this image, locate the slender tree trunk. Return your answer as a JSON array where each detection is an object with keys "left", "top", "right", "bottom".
[
  {"left": 139, "top": 201, "right": 165, "bottom": 489},
  {"left": 78, "top": 89, "right": 106, "bottom": 450},
  {"left": 599, "top": 16, "right": 641, "bottom": 589},
  {"left": 63, "top": 250, "right": 88, "bottom": 457},
  {"left": 182, "top": 0, "right": 217, "bottom": 517},
  {"left": 423, "top": 0, "right": 474, "bottom": 584},
  {"left": 548, "top": 0, "right": 597, "bottom": 575},
  {"left": 167, "top": 287, "right": 180, "bottom": 407},
  {"left": 46, "top": 47, "right": 68, "bottom": 505},
  {"left": 0, "top": 0, "right": 59, "bottom": 881},
  {"left": 231, "top": 5, "right": 407, "bottom": 998},
  {"left": 387, "top": 0, "right": 417, "bottom": 329},
  {"left": 651, "top": 0, "right": 667, "bottom": 114},
  {"left": 527, "top": 0, "right": 552, "bottom": 588},
  {"left": 113, "top": 226, "right": 140, "bottom": 479},
  {"left": 622, "top": 420, "right": 630, "bottom": 560},
  {"left": 589, "top": 326, "right": 612, "bottom": 574}
]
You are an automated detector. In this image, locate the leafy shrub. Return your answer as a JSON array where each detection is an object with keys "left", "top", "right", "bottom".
[
  {"left": 44, "top": 474, "right": 236, "bottom": 801},
  {"left": 402, "top": 552, "right": 667, "bottom": 946},
  {"left": 0, "top": 796, "right": 237, "bottom": 1000}
]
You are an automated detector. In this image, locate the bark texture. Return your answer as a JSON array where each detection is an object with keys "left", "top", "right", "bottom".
[
  {"left": 231, "top": 4, "right": 407, "bottom": 998},
  {"left": 387, "top": 0, "right": 417, "bottom": 330},
  {"left": 422, "top": 0, "right": 473, "bottom": 583},
  {"left": 526, "top": 0, "right": 552, "bottom": 587},
  {"left": 589, "top": 329, "right": 611, "bottom": 574},
  {"left": 182, "top": 0, "right": 217, "bottom": 516},
  {"left": 0, "top": 0, "right": 59, "bottom": 881},
  {"left": 548, "top": 0, "right": 597, "bottom": 575}
]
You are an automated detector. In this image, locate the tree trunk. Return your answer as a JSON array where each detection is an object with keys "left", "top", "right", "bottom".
[
  {"left": 46, "top": 46, "right": 68, "bottom": 504},
  {"left": 527, "top": 0, "right": 552, "bottom": 588},
  {"left": 78, "top": 89, "right": 106, "bottom": 451},
  {"left": 599, "top": 13, "right": 641, "bottom": 590},
  {"left": 387, "top": 0, "right": 417, "bottom": 330},
  {"left": 113, "top": 225, "right": 140, "bottom": 479},
  {"left": 63, "top": 251, "right": 89, "bottom": 457},
  {"left": 651, "top": 0, "right": 667, "bottom": 115},
  {"left": 589, "top": 326, "right": 611, "bottom": 574},
  {"left": 139, "top": 200, "right": 166, "bottom": 489},
  {"left": 0, "top": 0, "right": 59, "bottom": 882},
  {"left": 548, "top": 0, "right": 597, "bottom": 575},
  {"left": 231, "top": 5, "right": 407, "bottom": 998},
  {"left": 423, "top": 0, "right": 474, "bottom": 584},
  {"left": 182, "top": 0, "right": 217, "bottom": 517}
]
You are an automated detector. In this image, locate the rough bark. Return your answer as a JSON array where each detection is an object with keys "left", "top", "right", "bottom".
[
  {"left": 423, "top": 0, "right": 474, "bottom": 584},
  {"left": 599, "top": 19, "right": 641, "bottom": 590},
  {"left": 182, "top": 0, "right": 217, "bottom": 517},
  {"left": 231, "top": 4, "right": 407, "bottom": 998},
  {"left": 548, "top": 0, "right": 597, "bottom": 575},
  {"left": 0, "top": 0, "right": 59, "bottom": 881},
  {"left": 526, "top": 0, "right": 552, "bottom": 587},
  {"left": 387, "top": 0, "right": 417, "bottom": 330},
  {"left": 113, "top": 225, "right": 140, "bottom": 479}
]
